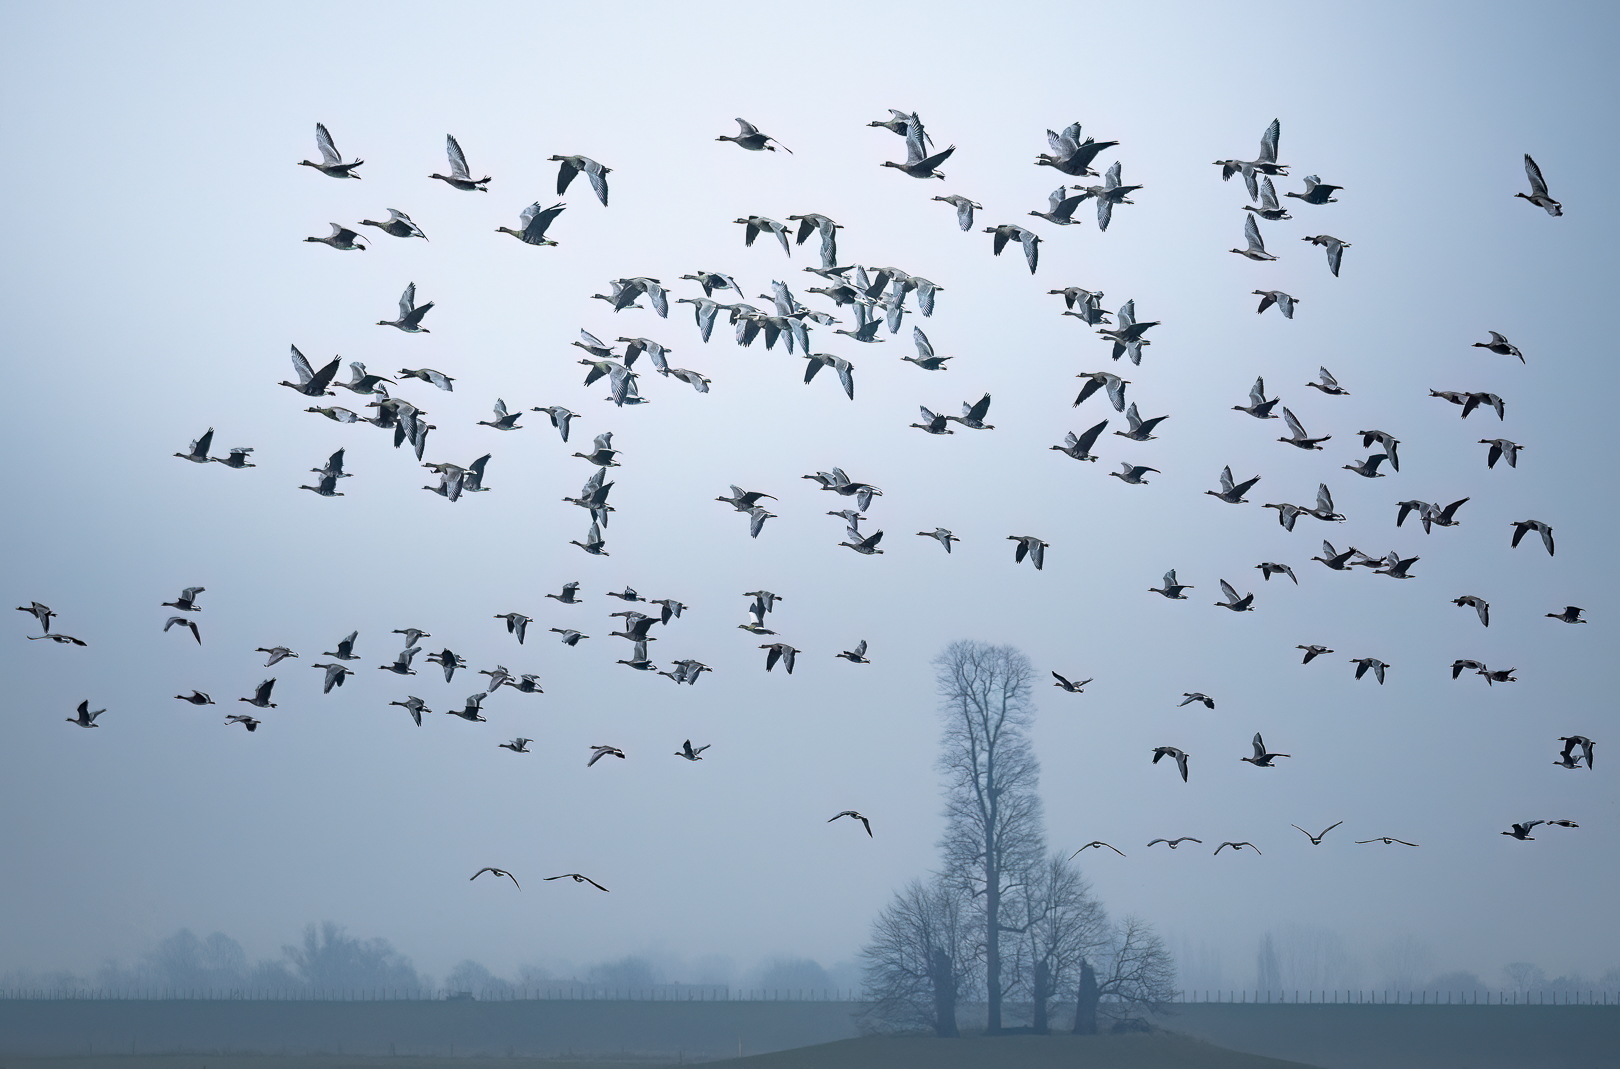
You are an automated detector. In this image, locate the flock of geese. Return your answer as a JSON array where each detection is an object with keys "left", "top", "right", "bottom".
[{"left": 20, "top": 115, "right": 1591, "bottom": 898}]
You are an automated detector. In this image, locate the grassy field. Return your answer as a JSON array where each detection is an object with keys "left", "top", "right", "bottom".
[{"left": 0, "top": 1033, "right": 1324, "bottom": 1069}]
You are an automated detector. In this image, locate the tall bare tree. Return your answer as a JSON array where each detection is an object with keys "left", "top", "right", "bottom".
[
  {"left": 858, "top": 875, "right": 977, "bottom": 1036},
  {"left": 1008, "top": 853, "right": 1110, "bottom": 1032},
  {"left": 934, "top": 640, "right": 1045, "bottom": 1033}
]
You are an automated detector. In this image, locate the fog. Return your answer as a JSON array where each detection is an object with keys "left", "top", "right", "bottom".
[{"left": 1, "top": 0, "right": 1615, "bottom": 992}]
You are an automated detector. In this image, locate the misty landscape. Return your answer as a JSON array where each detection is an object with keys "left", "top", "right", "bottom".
[{"left": 3, "top": 1, "right": 1617, "bottom": 1067}]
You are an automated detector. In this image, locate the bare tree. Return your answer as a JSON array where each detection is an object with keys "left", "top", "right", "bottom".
[
  {"left": 1007, "top": 853, "right": 1110, "bottom": 1032},
  {"left": 1077, "top": 915, "right": 1176, "bottom": 1030},
  {"left": 858, "top": 876, "right": 976, "bottom": 1036},
  {"left": 934, "top": 640, "right": 1045, "bottom": 1033}
]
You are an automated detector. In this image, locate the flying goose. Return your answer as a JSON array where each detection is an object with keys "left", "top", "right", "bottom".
[
  {"left": 1307, "top": 484, "right": 1346, "bottom": 523},
  {"left": 949, "top": 393, "right": 993, "bottom": 430},
  {"left": 1284, "top": 175, "right": 1341, "bottom": 204},
  {"left": 174, "top": 429, "right": 214, "bottom": 464},
  {"left": 1008, "top": 535, "right": 1049, "bottom": 570},
  {"left": 1256, "top": 563, "right": 1297, "bottom": 584},
  {"left": 67, "top": 700, "right": 104, "bottom": 728},
  {"left": 1206, "top": 465, "right": 1260, "bottom": 504},
  {"left": 225, "top": 714, "right": 260, "bottom": 731},
  {"left": 164, "top": 616, "right": 201, "bottom": 644},
  {"left": 746, "top": 506, "right": 777, "bottom": 539},
  {"left": 587, "top": 744, "right": 626, "bottom": 766},
  {"left": 868, "top": 108, "right": 931, "bottom": 142},
  {"left": 1178, "top": 693, "right": 1214, "bottom": 709},
  {"left": 1109, "top": 462, "right": 1159, "bottom": 486},
  {"left": 549, "top": 628, "right": 587, "bottom": 646},
  {"left": 359, "top": 208, "right": 427, "bottom": 240},
  {"left": 1069, "top": 842, "right": 1126, "bottom": 857},
  {"left": 1302, "top": 234, "right": 1350, "bottom": 276},
  {"left": 883, "top": 123, "right": 954, "bottom": 179},
  {"left": 162, "top": 586, "right": 205, "bottom": 613},
  {"left": 1214, "top": 842, "right": 1262, "bottom": 855},
  {"left": 1373, "top": 551, "right": 1420, "bottom": 579},
  {"left": 446, "top": 693, "right": 488, "bottom": 722},
  {"left": 1214, "top": 580, "right": 1255, "bottom": 612},
  {"left": 982, "top": 223, "right": 1041, "bottom": 273},
  {"left": 498, "top": 738, "right": 531, "bottom": 753},
  {"left": 760, "top": 643, "right": 800, "bottom": 673},
  {"left": 393, "top": 628, "right": 430, "bottom": 646},
  {"left": 549, "top": 153, "right": 610, "bottom": 205},
  {"left": 1355, "top": 837, "right": 1419, "bottom": 847},
  {"left": 1036, "top": 122, "right": 1119, "bottom": 177},
  {"left": 298, "top": 123, "right": 362, "bottom": 179},
  {"left": 1502, "top": 821, "right": 1544, "bottom": 840},
  {"left": 911, "top": 406, "right": 954, "bottom": 434},
  {"left": 1304, "top": 367, "right": 1349, "bottom": 396},
  {"left": 837, "top": 640, "right": 870, "bottom": 663},
  {"left": 471, "top": 867, "right": 520, "bottom": 888},
  {"left": 476, "top": 399, "right": 523, "bottom": 431},
  {"left": 15, "top": 601, "right": 55, "bottom": 633},
  {"left": 301, "top": 473, "right": 344, "bottom": 498},
  {"left": 1472, "top": 331, "right": 1524, "bottom": 362},
  {"left": 1029, "top": 185, "right": 1087, "bottom": 225},
  {"left": 734, "top": 215, "right": 792, "bottom": 257},
  {"left": 1296, "top": 644, "right": 1333, "bottom": 663},
  {"left": 829, "top": 810, "right": 873, "bottom": 836},
  {"left": 1151, "top": 747, "right": 1191, "bottom": 782},
  {"left": 398, "top": 367, "right": 455, "bottom": 391},
  {"left": 1343, "top": 454, "right": 1389, "bottom": 478},
  {"left": 903, "top": 326, "right": 952, "bottom": 370},
  {"left": 1311, "top": 542, "right": 1359, "bottom": 571},
  {"left": 544, "top": 873, "right": 610, "bottom": 891},
  {"left": 239, "top": 679, "right": 277, "bottom": 708},
  {"left": 1074, "top": 371, "right": 1129, "bottom": 411},
  {"left": 1150, "top": 569, "right": 1192, "bottom": 599},
  {"left": 1073, "top": 160, "right": 1142, "bottom": 230},
  {"left": 304, "top": 223, "right": 367, "bottom": 251},
  {"left": 569, "top": 522, "right": 609, "bottom": 556},
  {"left": 933, "top": 193, "right": 982, "bottom": 231},
  {"left": 1053, "top": 420, "right": 1109, "bottom": 461},
  {"left": 1252, "top": 290, "right": 1298, "bottom": 318},
  {"left": 497, "top": 201, "right": 565, "bottom": 245},
  {"left": 1452, "top": 595, "right": 1490, "bottom": 627},
  {"left": 1481, "top": 666, "right": 1519, "bottom": 685},
  {"left": 1479, "top": 438, "right": 1522, "bottom": 469},
  {"left": 802, "top": 353, "right": 855, "bottom": 399},
  {"left": 1052, "top": 672, "right": 1092, "bottom": 693},
  {"left": 256, "top": 646, "right": 298, "bottom": 668},
  {"left": 377, "top": 282, "right": 433, "bottom": 333},
  {"left": 174, "top": 691, "right": 214, "bottom": 705},
  {"left": 1233, "top": 376, "right": 1280, "bottom": 418},
  {"left": 1546, "top": 606, "right": 1585, "bottom": 623},
  {"left": 280, "top": 345, "right": 341, "bottom": 397},
  {"left": 383, "top": 693, "right": 424, "bottom": 725},
  {"left": 1292, "top": 822, "right": 1343, "bottom": 845},
  {"left": 1241, "top": 732, "right": 1290, "bottom": 766},
  {"left": 717, "top": 118, "right": 791, "bottom": 152},
  {"left": 1213, "top": 119, "right": 1287, "bottom": 199},
  {"left": 916, "top": 528, "right": 959, "bottom": 553},
  {"left": 1242, "top": 176, "right": 1291, "bottom": 221},
  {"left": 1095, "top": 300, "right": 1158, "bottom": 364},
  {"left": 675, "top": 739, "right": 710, "bottom": 761},
  {"left": 1514, "top": 154, "right": 1562, "bottom": 216},
  {"left": 1558, "top": 735, "right": 1595, "bottom": 770},
  {"left": 1146, "top": 837, "right": 1200, "bottom": 848},
  {"left": 1450, "top": 659, "right": 1489, "bottom": 679},
  {"left": 1262, "top": 502, "right": 1306, "bottom": 531},
  {"left": 1279, "top": 407, "right": 1331, "bottom": 449},
  {"left": 429, "top": 134, "right": 489, "bottom": 191},
  {"left": 1230, "top": 214, "right": 1276, "bottom": 260},
  {"left": 1351, "top": 657, "right": 1390, "bottom": 684},
  {"left": 786, "top": 213, "right": 842, "bottom": 266},
  {"left": 311, "top": 662, "right": 353, "bottom": 693},
  {"left": 745, "top": 589, "right": 784, "bottom": 612},
  {"left": 1510, "top": 519, "right": 1555, "bottom": 556},
  {"left": 424, "top": 648, "right": 466, "bottom": 683},
  {"left": 378, "top": 647, "right": 420, "bottom": 675},
  {"left": 1113, "top": 403, "right": 1166, "bottom": 441},
  {"left": 508, "top": 674, "right": 543, "bottom": 694}
]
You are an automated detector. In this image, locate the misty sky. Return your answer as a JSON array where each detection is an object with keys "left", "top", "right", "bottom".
[{"left": 2, "top": 0, "right": 1616, "bottom": 990}]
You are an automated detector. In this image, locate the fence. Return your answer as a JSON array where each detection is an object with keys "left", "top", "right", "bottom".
[
  {"left": 0, "top": 986, "right": 860, "bottom": 1002},
  {"left": 1177, "top": 989, "right": 1618, "bottom": 1006}
]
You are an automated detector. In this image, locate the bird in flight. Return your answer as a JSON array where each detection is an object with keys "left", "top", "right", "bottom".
[
  {"left": 1291, "top": 822, "right": 1343, "bottom": 845},
  {"left": 1052, "top": 672, "right": 1092, "bottom": 693},
  {"left": 67, "top": 700, "right": 104, "bottom": 728},
  {"left": 544, "top": 873, "right": 610, "bottom": 891},
  {"left": 471, "top": 867, "right": 520, "bottom": 889},
  {"left": 1241, "top": 732, "right": 1290, "bottom": 767},
  {"left": 675, "top": 739, "right": 710, "bottom": 761},
  {"left": 1146, "top": 837, "right": 1201, "bottom": 849},
  {"left": 1152, "top": 747, "right": 1190, "bottom": 782},
  {"left": 829, "top": 811, "right": 873, "bottom": 837},
  {"left": 1214, "top": 842, "right": 1262, "bottom": 855},
  {"left": 1355, "top": 837, "right": 1419, "bottom": 847},
  {"left": 1069, "top": 841, "right": 1126, "bottom": 858},
  {"left": 587, "top": 744, "right": 626, "bottom": 767},
  {"left": 1514, "top": 154, "right": 1562, "bottom": 216},
  {"left": 164, "top": 616, "right": 201, "bottom": 645}
]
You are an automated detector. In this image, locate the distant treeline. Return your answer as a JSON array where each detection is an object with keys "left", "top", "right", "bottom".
[{"left": 0, "top": 922, "right": 854, "bottom": 998}]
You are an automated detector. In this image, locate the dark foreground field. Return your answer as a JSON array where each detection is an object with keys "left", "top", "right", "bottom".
[{"left": 4, "top": 1001, "right": 1617, "bottom": 1068}]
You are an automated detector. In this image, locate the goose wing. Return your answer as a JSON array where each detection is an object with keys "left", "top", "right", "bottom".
[
  {"left": 315, "top": 122, "right": 341, "bottom": 165},
  {"left": 445, "top": 134, "right": 471, "bottom": 180},
  {"left": 1523, "top": 154, "right": 1549, "bottom": 197}
]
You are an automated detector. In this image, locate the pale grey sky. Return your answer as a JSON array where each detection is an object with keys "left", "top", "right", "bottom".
[{"left": 1, "top": 0, "right": 1615, "bottom": 988}]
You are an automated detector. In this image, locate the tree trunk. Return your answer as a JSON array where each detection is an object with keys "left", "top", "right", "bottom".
[
  {"left": 930, "top": 946, "right": 959, "bottom": 1038},
  {"left": 1072, "top": 958, "right": 1098, "bottom": 1034},
  {"left": 984, "top": 860, "right": 1002, "bottom": 1032},
  {"left": 1032, "top": 960, "right": 1050, "bottom": 1034}
]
